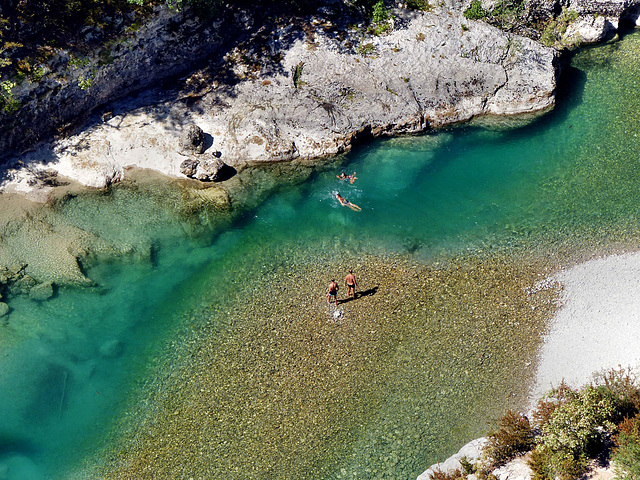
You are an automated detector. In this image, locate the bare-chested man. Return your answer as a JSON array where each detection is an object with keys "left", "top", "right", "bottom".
[
  {"left": 345, "top": 269, "right": 357, "bottom": 299},
  {"left": 327, "top": 279, "right": 339, "bottom": 306}
]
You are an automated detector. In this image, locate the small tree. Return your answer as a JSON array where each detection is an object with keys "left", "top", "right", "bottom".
[{"left": 483, "top": 410, "right": 535, "bottom": 469}]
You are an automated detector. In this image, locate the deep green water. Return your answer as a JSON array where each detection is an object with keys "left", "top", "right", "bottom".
[{"left": 2, "top": 32, "right": 640, "bottom": 479}]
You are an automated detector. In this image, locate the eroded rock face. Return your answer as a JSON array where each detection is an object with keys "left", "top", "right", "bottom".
[
  {"left": 194, "top": 11, "right": 558, "bottom": 166},
  {"left": 8, "top": 6, "right": 560, "bottom": 190}
]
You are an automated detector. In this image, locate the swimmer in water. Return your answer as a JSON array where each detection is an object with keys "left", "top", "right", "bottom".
[
  {"left": 336, "top": 172, "right": 357, "bottom": 184},
  {"left": 335, "top": 192, "right": 361, "bottom": 211}
]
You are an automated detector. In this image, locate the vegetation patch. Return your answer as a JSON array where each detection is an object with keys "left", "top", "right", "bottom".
[
  {"left": 367, "top": 0, "right": 394, "bottom": 35},
  {"left": 463, "top": 0, "right": 487, "bottom": 20},
  {"left": 469, "top": 368, "right": 640, "bottom": 479},
  {"left": 0, "top": 80, "right": 20, "bottom": 114},
  {"left": 291, "top": 61, "right": 304, "bottom": 88},
  {"left": 539, "top": 8, "right": 579, "bottom": 48},
  {"left": 357, "top": 42, "right": 376, "bottom": 56},
  {"left": 406, "top": 0, "right": 433, "bottom": 12}
]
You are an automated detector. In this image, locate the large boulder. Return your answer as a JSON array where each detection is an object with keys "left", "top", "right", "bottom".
[
  {"left": 564, "top": 15, "right": 618, "bottom": 43},
  {"left": 181, "top": 156, "right": 231, "bottom": 182},
  {"left": 179, "top": 157, "right": 200, "bottom": 177},
  {"left": 178, "top": 124, "right": 206, "bottom": 155}
]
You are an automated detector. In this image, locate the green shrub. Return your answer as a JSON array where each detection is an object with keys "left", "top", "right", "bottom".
[
  {"left": 0, "top": 80, "right": 20, "bottom": 114},
  {"left": 367, "top": 1, "right": 393, "bottom": 35},
  {"left": 529, "top": 448, "right": 588, "bottom": 480},
  {"left": 531, "top": 380, "right": 575, "bottom": 428},
  {"left": 428, "top": 466, "right": 466, "bottom": 480},
  {"left": 372, "top": 0, "right": 391, "bottom": 22},
  {"left": 483, "top": 410, "right": 535, "bottom": 469},
  {"left": 529, "top": 385, "right": 619, "bottom": 479},
  {"left": 596, "top": 366, "right": 640, "bottom": 418},
  {"left": 463, "top": 0, "right": 487, "bottom": 20},
  {"left": 78, "top": 75, "right": 94, "bottom": 90},
  {"left": 539, "top": 8, "right": 578, "bottom": 47},
  {"left": 291, "top": 61, "right": 304, "bottom": 88},
  {"left": 488, "top": 0, "right": 524, "bottom": 28},
  {"left": 612, "top": 413, "right": 640, "bottom": 479},
  {"left": 406, "top": 0, "right": 433, "bottom": 11},
  {"left": 357, "top": 42, "right": 376, "bottom": 56},
  {"left": 613, "top": 433, "right": 640, "bottom": 479}
]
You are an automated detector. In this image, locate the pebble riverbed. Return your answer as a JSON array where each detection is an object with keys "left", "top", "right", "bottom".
[{"left": 87, "top": 241, "right": 559, "bottom": 480}]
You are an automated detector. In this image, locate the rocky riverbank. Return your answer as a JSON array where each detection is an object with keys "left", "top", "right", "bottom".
[
  {"left": 0, "top": 0, "right": 637, "bottom": 295},
  {"left": 2, "top": 0, "right": 640, "bottom": 194},
  {"left": 2, "top": 2, "right": 561, "bottom": 192}
]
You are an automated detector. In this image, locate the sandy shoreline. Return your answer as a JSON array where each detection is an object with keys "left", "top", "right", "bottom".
[{"left": 530, "top": 251, "right": 640, "bottom": 402}]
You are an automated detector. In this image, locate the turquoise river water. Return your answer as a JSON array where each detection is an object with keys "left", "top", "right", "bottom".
[{"left": 2, "top": 31, "right": 640, "bottom": 480}]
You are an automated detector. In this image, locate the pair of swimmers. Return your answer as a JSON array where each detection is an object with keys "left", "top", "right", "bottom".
[
  {"left": 335, "top": 171, "right": 361, "bottom": 211},
  {"left": 336, "top": 171, "right": 357, "bottom": 184}
]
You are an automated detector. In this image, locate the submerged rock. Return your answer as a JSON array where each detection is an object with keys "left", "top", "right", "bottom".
[
  {"left": 29, "top": 281, "right": 55, "bottom": 301},
  {"left": 0, "top": 302, "right": 9, "bottom": 317},
  {"left": 99, "top": 339, "right": 124, "bottom": 358}
]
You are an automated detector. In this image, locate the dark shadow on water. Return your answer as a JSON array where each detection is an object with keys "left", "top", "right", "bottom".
[{"left": 0, "top": 435, "right": 38, "bottom": 458}]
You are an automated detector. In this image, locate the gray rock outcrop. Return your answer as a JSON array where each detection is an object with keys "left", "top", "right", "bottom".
[
  {"left": 0, "top": 5, "right": 252, "bottom": 160},
  {"left": 178, "top": 124, "right": 206, "bottom": 155},
  {"left": 203, "top": 11, "right": 557, "bottom": 166},
  {"left": 180, "top": 155, "right": 230, "bottom": 181},
  {"left": 10, "top": 6, "right": 559, "bottom": 189}
]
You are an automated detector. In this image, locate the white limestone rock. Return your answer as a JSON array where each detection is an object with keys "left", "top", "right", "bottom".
[
  {"left": 416, "top": 437, "right": 488, "bottom": 479},
  {"left": 564, "top": 15, "right": 618, "bottom": 44},
  {"left": 493, "top": 455, "right": 534, "bottom": 480}
]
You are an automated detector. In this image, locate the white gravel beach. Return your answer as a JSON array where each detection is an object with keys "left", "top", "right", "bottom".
[{"left": 531, "top": 251, "right": 640, "bottom": 402}]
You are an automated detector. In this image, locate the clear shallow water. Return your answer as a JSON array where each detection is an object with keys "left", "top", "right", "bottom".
[{"left": 2, "top": 32, "right": 640, "bottom": 479}]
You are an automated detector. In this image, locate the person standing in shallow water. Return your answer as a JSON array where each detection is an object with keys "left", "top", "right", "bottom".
[
  {"left": 345, "top": 269, "right": 357, "bottom": 299},
  {"left": 327, "top": 279, "right": 339, "bottom": 306}
]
